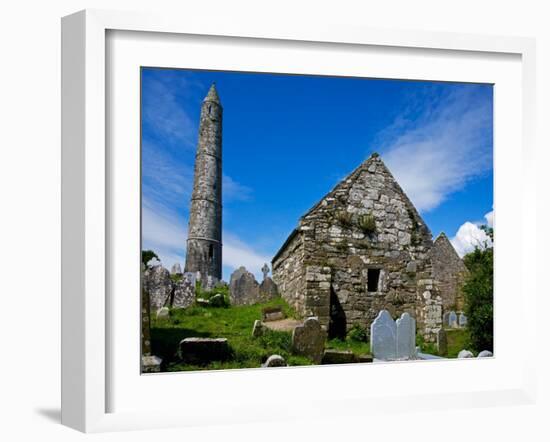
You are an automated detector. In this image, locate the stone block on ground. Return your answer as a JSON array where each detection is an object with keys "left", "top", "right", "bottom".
[
  {"left": 357, "top": 354, "right": 373, "bottom": 363},
  {"left": 229, "top": 266, "right": 260, "bottom": 305},
  {"left": 457, "top": 349, "right": 474, "bottom": 358},
  {"left": 179, "top": 338, "right": 230, "bottom": 364},
  {"left": 141, "top": 355, "right": 162, "bottom": 373},
  {"left": 291, "top": 317, "right": 327, "bottom": 364},
  {"left": 477, "top": 350, "right": 493, "bottom": 358},
  {"left": 321, "top": 349, "right": 357, "bottom": 365},
  {"left": 262, "top": 306, "right": 285, "bottom": 322},
  {"left": 262, "top": 354, "right": 286, "bottom": 367}
]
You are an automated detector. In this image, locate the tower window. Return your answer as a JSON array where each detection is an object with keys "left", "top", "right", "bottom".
[
  {"left": 208, "top": 244, "right": 213, "bottom": 261},
  {"left": 208, "top": 104, "right": 212, "bottom": 115},
  {"left": 367, "top": 268, "right": 381, "bottom": 293}
]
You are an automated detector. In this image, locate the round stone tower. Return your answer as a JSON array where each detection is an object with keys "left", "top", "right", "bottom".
[{"left": 184, "top": 83, "right": 223, "bottom": 285}]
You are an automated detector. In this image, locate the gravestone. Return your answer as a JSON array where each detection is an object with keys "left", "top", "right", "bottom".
[
  {"left": 396, "top": 312, "right": 416, "bottom": 360},
  {"left": 252, "top": 320, "right": 265, "bottom": 337},
  {"left": 291, "top": 317, "right": 327, "bottom": 364},
  {"left": 449, "top": 311, "right": 458, "bottom": 328},
  {"left": 437, "top": 328, "right": 448, "bottom": 356},
  {"left": 179, "top": 338, "right": 230, "bottom": 364},
  {"left": 459, "top": 313, "right": 468, "bottom": 327},
  {"left": 478, "top": 350, "right": 493, "bottom": 357},
  {"left": 171, "top": 263, "right": 182, "bottom": 275},
  {"left": 156, "top": 306, "right": 169, "bottom": 320},
  {"left": 370, "top": 310, "right": 397, "bottom": 360},
  {"left": 171, "top": 274, "right": 195, "bottom": 309},
  {"left": 262, "top": 354, "right": 286, "bottom": 367},
  {"left": 457, "top": 349, "right": 474, "bottom": 358},
  {"left": 259, "top": 277, "right": 279, "bottom": 302},
  {"left": 261, "top": 263, "right": 270, "bottom": 280},
  {"left": 229, "top": 266, "right": 260, "bottom": 305},
  {"left": 183, "top": 272, "right": 197, "bottom": 287},
  {"left": 143, "top": 265, "right": 172, "bottom": 311}
]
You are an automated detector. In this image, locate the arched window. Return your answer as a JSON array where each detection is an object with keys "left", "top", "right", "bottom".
[{"left": 208, "top": 244, "right": 213, "bottom": 261}]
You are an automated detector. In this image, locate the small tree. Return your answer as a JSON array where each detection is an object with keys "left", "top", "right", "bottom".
[
  {"left": 142, "top": 250, "right": 159, "bottom": 268},
  {"left": 462, "top": 228, "right": 493, "bottom": 352}
]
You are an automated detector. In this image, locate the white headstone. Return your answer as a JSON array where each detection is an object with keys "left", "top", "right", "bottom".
[
  {"left": 396, "top": 312, "right": 416, "bottom": 359},
  {"left": 458, "top": 313, "right": 468, "bottom": 327},
  {"left": 449, "top": 311, "right": 458, "bottom": 328},
  {"left": 370, "top": 310, "right": 397, "bottom": 360}
]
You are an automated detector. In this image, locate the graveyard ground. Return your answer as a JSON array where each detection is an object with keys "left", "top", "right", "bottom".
[{"left": 151, "top": 297, "right": 371, "bottom": 371}]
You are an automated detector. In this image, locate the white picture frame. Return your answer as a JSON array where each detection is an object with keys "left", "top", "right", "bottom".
[{"left": 61, "top": 9, "right": 537, "bottom": 433}]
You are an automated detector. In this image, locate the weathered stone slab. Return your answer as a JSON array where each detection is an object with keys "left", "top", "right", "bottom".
[
  {"left": 477, "top": 350, "right": 493, "bottom": 358},
  {"left": 449, "top": 311, "right": 458, "bottom": 328},
  {"left": 141, "top": 355, "right": 162, "bottom": 373},
  {"left": 171, "top": 263, "right": 182, "bottom": 275},
  {"left": 357, "top": 354, "right": 373, "bottom": 363},
  {"left": 172, "top": 274, "right": 195, "bottom": 309},
  {"left": 321, "top": 349, "right": 357, "bottom": 365},
  {"left": 262, "top": 354, "right": 286, "bottom": 367},
  {"left": 458, "top": 313, "right": 468, "bottom": 327},
  {"left": 229, "top": 266, "right": 260, "bottom": 305},
  {"left": 457, "top": 349, "right": 474, "bottom": 358},
  {"left": 437, "top": 328, "right": 448, "bottom": 356},
  {"left": 291, "top": 317, "right": 327, "bottom": 364},
  {"left": 370, "top": 310, "right": 397, "bottom": 360},
  {"left": 196, "top": 298, "right": 210, "bottom": 307},
  {"left": 262, "top": 306, "right": 285, "bottom": 322},
  {"left": 259, "top": 277, "right": 279, "bottom": 302},
  {"left": 179, "top": 338, "right": 230, "bottom": 364},
  {"left": 396, "top": 312, "right": 416, "bottom": 360}
]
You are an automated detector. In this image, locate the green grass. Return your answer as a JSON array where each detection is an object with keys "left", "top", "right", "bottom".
[
  {"left": 151, "top": 297, "right": 311, "bottom": 371},
  {"left": 326, "top": 338, "right": 370, "bottom": 356},
  {"left": 445, "top": 329, "right": 470, "bottom": 358}
]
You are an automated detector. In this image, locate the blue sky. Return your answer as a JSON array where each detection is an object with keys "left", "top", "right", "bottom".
[{"left": 141, "top": 67, "right": 494, "bottom": 281}]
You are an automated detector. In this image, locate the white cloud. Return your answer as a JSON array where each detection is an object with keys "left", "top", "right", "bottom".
[
  {"left": 450, "top": 221, "right": 492, "bottom": 258},
  {"left": 141, "top": 197, "right": 269, "bottom": 280},
  {"left": 484, "top": 210, "right": 494, "bottom": 228},
  {"left": 378, "top": 88, "right": 493, "bottom": 212},
  {"left": 223, "top": 174, "right": 253, "bottom": 202}
]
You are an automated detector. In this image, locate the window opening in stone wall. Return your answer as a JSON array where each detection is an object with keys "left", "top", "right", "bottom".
[
  {"left": 208, "top": 244, "right": 213, "bottom": 261},
  {"left": 367, "top": 268, "right": 381, "bottom": 292}
]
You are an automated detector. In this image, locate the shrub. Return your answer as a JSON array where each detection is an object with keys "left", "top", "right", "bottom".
[
  {"left": 335, "top": 210, "right": 353, "bottom": 227},
  {"left": 358, "top": 213, "right": 376, "bottom": 234},
  {"left": 347, "top": 324, "right": 369, "bottom": 343},
  {"left": 463, "top": 245, "right": 493, "bottom": 352}
]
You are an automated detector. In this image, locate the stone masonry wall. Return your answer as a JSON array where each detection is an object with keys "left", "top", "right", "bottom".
[
  {"left": 273, "top": 154, "right": 442, "bottom": 341},
  {"left": 430, "top": 233, "right": 468, "bottom": 313}
]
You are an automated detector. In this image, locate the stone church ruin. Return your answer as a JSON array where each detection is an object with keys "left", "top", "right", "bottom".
[{"left": 271, "top": 153, "right": 466, "bottom": 342}]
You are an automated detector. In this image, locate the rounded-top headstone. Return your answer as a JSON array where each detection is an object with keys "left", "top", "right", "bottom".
[
  {"left": 457, "top": 349, "right": 474, "bottom": 358},
  {"left": 477, "top": 350, "right": 493, "bottom": 358},
  {"left": 370, "top": 310, "right": 397, "bottom": 360}
]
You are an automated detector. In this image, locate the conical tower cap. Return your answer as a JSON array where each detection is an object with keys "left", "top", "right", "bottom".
[{"left": 203, "top": 83, "right": 220, "bottom": 104}]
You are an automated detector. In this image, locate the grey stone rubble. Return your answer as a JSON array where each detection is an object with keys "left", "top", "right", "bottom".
[
  {"left": 477, "top": 350, "right": 493, "bottom": 357},
  {"left": 262, "top": 355, "right": 287, "bottom": 367},
  {"left": 262, "top": 307, "right": 285, "bottom": 322},
  {"left": 141, "top": 355, "right": 162, "bottom": 373},
  {"left": 291, "top": 317, "right": 327, "bottom": 364},
  {"left": 184, "top": 84, "right": 223, "bottom": 288},
  {"left": 156, "top": 306, "right": 170, "bottom": 320},
  {"left": 179, "top": 337, "right": 230, "bottom": 364},
  {"left": 459, "top": 312, "right": 468, "bottom": 327},
  {"left": 457, "top": 349, "right": 474, "bottom": 358},
  {"left": 229, "top": 266, "right": 260, "bottom": 305},
  {"left": 370, "top": 310, "right": 417, "bottom": 361}
]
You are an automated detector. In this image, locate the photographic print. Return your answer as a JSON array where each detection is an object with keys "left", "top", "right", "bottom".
[{"left": 140, "top": 68, "right": 494, "bottom": 373}]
